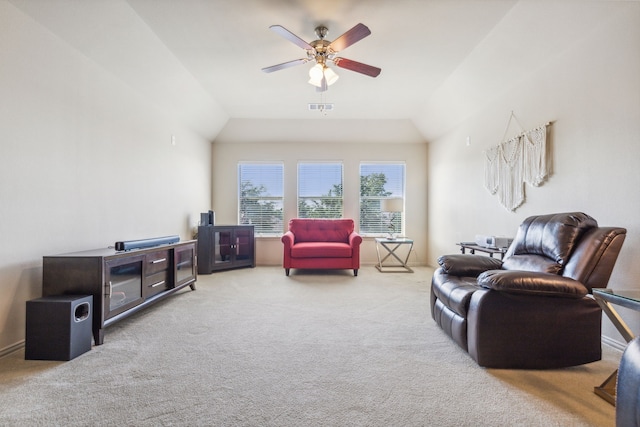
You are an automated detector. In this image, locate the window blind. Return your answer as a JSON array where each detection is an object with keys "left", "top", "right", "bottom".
[
  {"left": 297, "top": 162, "right": 343, "bottom": 218},
  {"left": 359, "top": 163, "right": 405, "bottom": 235},
  {"left": 238, "top": 162, "right": 284, "bottom": 234}
]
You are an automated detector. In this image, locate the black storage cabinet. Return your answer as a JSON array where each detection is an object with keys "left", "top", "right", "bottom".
[{"left": 25, "top": 295, "right": 93, "bottom": 361}]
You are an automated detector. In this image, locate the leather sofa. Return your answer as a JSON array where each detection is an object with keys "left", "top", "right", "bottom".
[
  {"left": 431, "top": 212, "right": 626, "bottom": 369},
  {"left": 281, "top": 218, "right": 362, "bottom": 276}
]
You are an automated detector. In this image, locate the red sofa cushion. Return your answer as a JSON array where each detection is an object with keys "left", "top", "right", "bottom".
[
  {"left": 289, "top": 218, "right": 354, "bottom": 243},
  {"left": 291, "top": 242, "right": 352, "bottom": 258}
]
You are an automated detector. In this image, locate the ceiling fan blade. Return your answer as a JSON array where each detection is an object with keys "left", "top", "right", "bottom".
[
  {"left": 269, "top": 25, "right": 313, "bottom": 50},
  {"left": 333, "top": 57, "right": 381, "bottom": 78},
  {"left": 261, "top": 58, "right": 308, "bottom": 73},
  {"left": 328, "top": 23, "right": 371, "bottom": 52}
]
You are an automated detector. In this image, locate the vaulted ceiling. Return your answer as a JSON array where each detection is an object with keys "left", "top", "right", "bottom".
[{"left": 8, "top": 0, "right": 616, "bottom": 141}]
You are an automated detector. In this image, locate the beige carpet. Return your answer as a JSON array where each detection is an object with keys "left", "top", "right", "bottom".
[{"left": 0, "top": 266, "right": 619, "bottom": 426}]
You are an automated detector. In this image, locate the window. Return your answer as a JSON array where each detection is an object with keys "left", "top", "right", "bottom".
[
  {"left": 297, "top": 162, "right": 343, "bottom": 218},
  {"left": 359, "top": 163, "right": 406, "bottom": 236},
  {"left": 238, "top": 162, "right": 284, "bottom": 235}
]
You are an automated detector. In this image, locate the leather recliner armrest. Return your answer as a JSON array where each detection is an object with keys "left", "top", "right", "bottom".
[
  {"left": 477, "top": 270, "right": 588, "bottom": 298},
  {"left": 437, "top": 254, "right": 503, "bottom": 277}
]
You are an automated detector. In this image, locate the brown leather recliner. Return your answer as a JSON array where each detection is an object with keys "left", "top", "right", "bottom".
[{"left": 431, "top": 212, "right": 626, "bottom": 369}]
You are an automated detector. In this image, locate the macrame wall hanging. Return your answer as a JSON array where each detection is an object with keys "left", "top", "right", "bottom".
[{"left": 484, "top": 112, "right": 551, "bottom": 211}]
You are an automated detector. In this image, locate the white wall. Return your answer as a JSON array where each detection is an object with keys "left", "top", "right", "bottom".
[
  {"left": 425, "top": 3, "right": 640, "bottom": 346},
  {"left": 212, "top": 121, "right": 428, "bottom": 267},
  {"left": 3, "top": 0, "right": 636, "bottom": 355},
  {"left": 0, "top": 3, "right": 215, "bottom": 353}
]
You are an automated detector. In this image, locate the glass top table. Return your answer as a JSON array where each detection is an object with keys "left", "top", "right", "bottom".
[
  {"left": 591, "top": 288, "right": 640, "bottom": 405},
  {"left": 592, "top": 289, "right": 640, "bottom": 311},
  {"left": 456, "top": 242, "right": 507, "bottom": 259},
  {"left": 375, "top": 237, "right": 414, "bottom": 273}
]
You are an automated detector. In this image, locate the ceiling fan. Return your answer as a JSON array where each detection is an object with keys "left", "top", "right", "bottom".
[{"left": 261, "top": 23, "right": 381, "bottom": 92}]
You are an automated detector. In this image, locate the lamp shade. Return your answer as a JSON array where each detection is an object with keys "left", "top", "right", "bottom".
[
  {"left": 323, "top": 66, "right": 339, "bottom": 85},
  {"left": 308, "top": 64, "right": 324, "bottom": 87},
  {"left": 381, "top": 198, "right": 403, "bottom": 213}
]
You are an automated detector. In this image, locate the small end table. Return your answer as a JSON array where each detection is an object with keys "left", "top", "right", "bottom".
[
  {"left": 375, "top": 237, "right": 414, "bottom": 273},
  {"left": 457, "top": 242, "right": 507, "bottom": 260},
  {"left": 592, "top": 288, "right": 640, "bottom": 405}
]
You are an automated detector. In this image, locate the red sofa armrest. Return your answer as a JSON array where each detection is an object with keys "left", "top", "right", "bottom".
[
  {"left": 349, "top": 232, "right": 362, "bottom": 267},
  {"left": 349, "top": 232, "right": 362, "bottom": 248},
  {"left": 282, "top": 231, "right": 295, "bottom": 247},
  {"left": 281, "top": 231, "right": 295, "bottom": 267}
]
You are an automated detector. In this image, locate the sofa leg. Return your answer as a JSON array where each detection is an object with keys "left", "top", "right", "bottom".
[
  {"left": 285, "top": 268, "right": 290, "bottom": 276},
  {"left": 354, "top": 269, "right": 358, "bottom": 276}
]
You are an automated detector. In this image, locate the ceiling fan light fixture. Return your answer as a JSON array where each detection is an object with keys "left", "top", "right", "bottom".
[
  {"left": 308, "top": 64, "right": 338, "bottom": 90},
  {"left": 324, "top": 66, "right": 339, "bottom": 86},
  {"left": 308, "top": 64, "right": 324, "bottom": 87},
  {"left": 316, "top": 81, "right": 328, "bottom": 92},
  {"left": 264, "top": 23, "right": 379, "bottom": 90}
]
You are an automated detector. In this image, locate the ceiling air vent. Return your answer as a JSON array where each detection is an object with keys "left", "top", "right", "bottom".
[{"left": 308, "top": 103, "right": 334, "bottom": 112}]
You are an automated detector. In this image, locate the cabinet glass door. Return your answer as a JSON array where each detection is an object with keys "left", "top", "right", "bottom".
[
  {"left": 214, "top": 229, "right": 233, "bottom": 266},
  {"left": 175, "top": 244, "right": 196, "bottom": 287},
  {"left": 234, "top": 227, "right": 255, "bottom": 266},
  {"left": 105, "top": 256, "right": 144, "bottom": 318}
]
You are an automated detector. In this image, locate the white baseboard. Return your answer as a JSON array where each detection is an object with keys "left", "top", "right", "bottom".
[
  {"left": 602, "top": 335, "right": 626, "bottom": 352},
  {"left": 0, "top": 340, "right": 24, "bottom": 359}
]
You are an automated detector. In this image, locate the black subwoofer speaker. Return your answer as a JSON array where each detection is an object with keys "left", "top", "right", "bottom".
[{"left": 25, "top": 295, "right": 93, "bottom": 361}]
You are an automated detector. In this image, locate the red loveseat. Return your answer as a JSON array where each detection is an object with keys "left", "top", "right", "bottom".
[{"left": 281, "top": 218, "right": 362, "bottom": 276}]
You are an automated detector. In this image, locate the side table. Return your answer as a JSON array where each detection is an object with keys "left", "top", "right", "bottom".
[
  {"left": 375, "top": 237, "right": 413, "bottom": 273},
  {"left": 592, "top": 288, "right": 640, "bottom": 405},
  {"left": 457, "top": 242, "right": 507, "bottom": 260}
]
